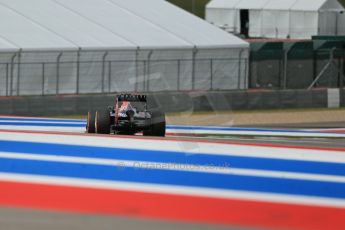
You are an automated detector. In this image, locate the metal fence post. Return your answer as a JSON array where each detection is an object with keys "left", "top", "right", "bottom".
[
  {"left": 10, "top": 53, "right": 17, "bottom": 96},
  {"left": 135, "top": 47, "right": 139, "bottom": 92},
  {"left": 283, "top": 49, "right": 288, "bottom": 89},
  {"left": 56, "top": 52, "right": 63, "bottom": 95},
  {"left": 146, "top": 50, "right": 153, "bottom": 92},
  {"left": 192, "top": 46, "right": 198, "bottom": 90},
  {"left": 238, "top": 49, "right": 244, "bottom": 89},
  {"left": 5, "top": 63, "right": 8, "bottom": 96},
  {"left": 143, "top": 60, "right": 146, "bottom": 91},
  {"left": 210, "top": 59, "right": 213, "bottom": 90},
  {"left": 177, "top": 59, "right": 180, "bottom": 91},
  {"left": 312, "top": 50, "right": 317, "bottom": 85},
  {"left": 337, "top": 56, "right": 341, "bottom": 87},
  {"left": 42, "top": 63, "right": 45, "bottom": 96},
  {"left": 341, "top": 53, "right": 344, "bottom": 88},
  {"left": 244, "top": 57, "right": 248, "bottom": 89},
  {"left": 101, "top": 51, "right": 108, "bottom": 93},
  {"left": 76, "top": 48, "right": 81, "bottom": 94},
  {"left": 108, "top": 61, "right": 112, "bottom": 93},
  {"left": 16, "top": 49, "right": 22, "bottom": 96}
]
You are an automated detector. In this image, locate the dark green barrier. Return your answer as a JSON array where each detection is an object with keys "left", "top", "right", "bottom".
[
  {"left": 249, "top": 39, "right": 344, "bottom": 90},
  {"left": 285, "top": 42, "right": 314, "bottom": 89},
  {"left": 249, "top": 42, "right": 284, "bottom": 88},
  {"left": 0, "top": 90, "right": 331, "bottom": 116}
]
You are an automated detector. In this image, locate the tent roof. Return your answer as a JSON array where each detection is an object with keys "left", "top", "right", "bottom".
[
  {"left": 290, "top": 0, "right": 328, "bottom": 11},
  {"left": 111, "top": 0, "right": 247, "bottom": 49},
  {"left": 234, "top": 0, "right": 270, "bottom": 10},
  {"left": 321, "top": 0, "right": 345, "bottom": 10},
  {"left": 207, "top": 0, "right": 344, "bottom": 11},
  {"left": 206, "top": 0, "right": 241, "bottom": 9},
  {"left": 0, "top": 0, "right": 248, "bottom": 51},
  {"left": 263, "top": 0, "right": 299, "bottom": 10},
  {"left": 0, "top": 37, "right": 19, "bottom": 51}
]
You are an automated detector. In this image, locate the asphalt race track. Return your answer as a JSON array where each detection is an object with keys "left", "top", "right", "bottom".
[{"left": 0, "top": 116, "right": 345, "bottom": 230}]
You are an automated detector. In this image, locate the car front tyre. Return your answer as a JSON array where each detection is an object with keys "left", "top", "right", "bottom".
[{"left": 86, "top": 111, "right": 95, "bottom": 133}]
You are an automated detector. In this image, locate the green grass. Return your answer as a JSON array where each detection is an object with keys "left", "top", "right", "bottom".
[
  {"left": 341, "top": 0, "right": 345, "bottom": 7},
  {"left": 168, "top": 0, "right": 345, "bottom": 19},
  {"left": 167, "top": 0, "right": 210, "bottom": 18}
]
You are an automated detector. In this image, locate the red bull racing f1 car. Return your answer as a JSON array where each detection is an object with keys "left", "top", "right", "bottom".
[{"left": 86, "top": 94, "right": 166, "bottom": 137}]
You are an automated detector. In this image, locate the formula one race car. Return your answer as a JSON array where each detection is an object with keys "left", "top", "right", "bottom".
[{"left": 86, "top": 94, "right": 166, "bottom": 137}]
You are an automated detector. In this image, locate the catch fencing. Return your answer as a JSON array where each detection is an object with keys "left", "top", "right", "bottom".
[
  {"left": 1, "top": 41, "right": 344, "bottom": 97},
  {"left": 249, "top": 40, "right": 345, "bottom": 90},
  {"left": 0, "top": 48, "right": 248, "bottom": 96}
]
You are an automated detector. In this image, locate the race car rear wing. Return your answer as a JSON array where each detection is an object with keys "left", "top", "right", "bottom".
[{"left": 116, "top": 94, "right": 147, "bottom": 102}]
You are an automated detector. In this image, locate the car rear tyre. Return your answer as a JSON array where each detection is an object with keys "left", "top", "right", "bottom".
[
  {"left": 95, "top": 109, "right": 111, "bottom": 134},
  {"left": 143, "top": 110, "right": 166, "bottom": 137},
  {"left": 86, "top": 111, "right": 95, "bottom": 133}
]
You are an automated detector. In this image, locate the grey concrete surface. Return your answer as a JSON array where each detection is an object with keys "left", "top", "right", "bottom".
[
  {"left": 0, "top": 207, "right": 255, "bottom": 230},
  {"left": 237, "top": 121, "right": 345, "bottom": 129},
  {"left": 170, "top": 136, "right": 345, "bottom": 149}
]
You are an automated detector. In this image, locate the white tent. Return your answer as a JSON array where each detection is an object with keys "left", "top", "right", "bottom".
[
  {"left": 235, "top": 0, "right": 269, "bottom": 37},
  {"left": 206, "top": 0, "right": 345, "bottom": 39},
  {"left": 0, "top": 0, "right": 249, "bottom": 96},
  {"left": 0, "top": 0, "right": 249, "bottom": 50},
  {"left": 338, "top": 12, "right": 345, "bottom": 35},
  {"left": 205, "top": 0, "right": 241, "bottom": 33},
  {"left": 287, "top": 0, "right": 345, "bottom": 38},
  {"left": 261, "top": 0, "right": 298, "bottom": 38},
  {"left": 206, "top": 0, "right": 271, "bottom": 35}
]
